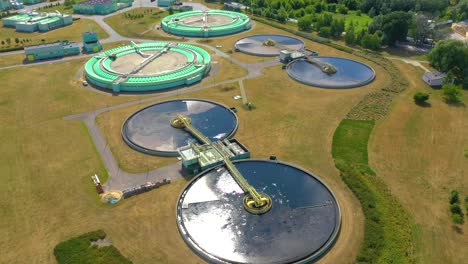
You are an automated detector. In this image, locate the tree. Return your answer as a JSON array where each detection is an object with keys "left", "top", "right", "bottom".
[
  {"left": 319, "top": 26, "right": 331, "bottom": 37},
  {"left": 413, "top": 92, "right": 429, "bottom": 104},
  {"left": 369, "top": 11, "right": 412, "bottom": 45},
  {"left": 14, "top": 38, "right": 19, "bottom": 45},
  {"left": 1, "top": 41, "right": 4, "bottom": 46},
  {"left": 330, "top": 18, "right": 345, "bottom": 37},
  {"left": 345, "top": 21, "right": 355, "bottom": 45},
  {"left": 361, "top": 32, "right": 381, "bottom": 50},
  {"left": 442, "top": 83, "right": 462, "bottom": 103},
  {"left": 411, "top": 14, "right": 432, "bottom": 46},
  {"left": 297, "top": 15, "right": 312, "bottom": 31},
  {"left": 168, "top": 7, "right": 174, "bottom": 15},
  {"left": 450, "top": 190, "right": 460, "bottom": 204},
  {"left": 450, "top": 204, "right": 462, "bottom": 215},
  {"left": 451, "top": 214, "right": 464, "bottom": 224},
  {"left": 6, "top": 38, "right": 10, "bottom": 46},
  {"left": 277, "top": 7, "right": 288, "bottom": 23},
  {"left": 428, "top": 40, "right": 468, "bottom": 84}
]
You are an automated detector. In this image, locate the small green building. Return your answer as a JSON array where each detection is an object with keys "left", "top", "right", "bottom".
[
  {"left": 2, "top": 11, "right": 73, "bottom": 32},
  {"left": 0, "top": 0, "right": 11, "bottom": 11},
  {"left": 73, "top": 0, "right": 133, "bottom": 15},
  {"left": 82, "top": 31, "right": 102, "bottom": 53},
  {"left": 24, "top": 41, "right": 80, "bottom": 62},
  {"left": 22, "top": 0, "right": 45, "bottom": 4},
  {"left": 158, "top": 0, "right": 176, "bottom": 7}
]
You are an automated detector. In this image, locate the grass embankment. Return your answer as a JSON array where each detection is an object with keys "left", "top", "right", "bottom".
[
  {"left": 54, "top": 230, "right": 132, "bottom": 264},
  {"left": 0, "top": 19, "right": 109, "bottom": 52},
  {"left": 369, "top": 62, "right": 468, "bottom": 263},
  {"left": 330, "top": 52, "right": 415, "bottom": 262},
  {"left": 104, "top": 8, "right": 182, "bottom": 41},
  {"left": 332, "top": 120, "right": 414, "bottom": 263}
]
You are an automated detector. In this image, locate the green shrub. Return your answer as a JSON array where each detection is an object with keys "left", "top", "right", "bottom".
[
  {"left": 451, "top": 214, "right": 464, "bottom": 224},
  {"left": 450, "top": 204, "right": 462, "bottom": 214},
  {"left": 413, "top": 92, "right": 430, "bottom": 104},
  {"left": 319, "top": 26, "right": 332, "bottom": 37},
  {"left": 442, "top": 83, "right": 462, "bottom": 103},
  {"left": 465, "top": 195, "right": 468, "bottom": 213},
  {"left": 450, "top": 190, "right": 460, "bottom": 204},
  {"left": 54, "top": 230, "right": 132, "bottom": 264}
]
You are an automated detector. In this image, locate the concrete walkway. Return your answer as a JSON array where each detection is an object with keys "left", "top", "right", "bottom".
[{"left": 385, "top": 57, "right": 431, "bottom": 72}]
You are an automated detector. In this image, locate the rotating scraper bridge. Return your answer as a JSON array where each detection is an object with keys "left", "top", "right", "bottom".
[
  {"left": 171, "top": 114, "right": 272, "bottom": 215},
  {"left": 161, "top": 10, "right": 251, "bottom": 37},
  {"left": 84, "top": 42, "right": 211, "bottom": 92}
]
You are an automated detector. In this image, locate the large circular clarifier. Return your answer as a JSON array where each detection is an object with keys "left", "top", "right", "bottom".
[
  {"left": 84, "top": 42, "right": 211, "bottom": 92},
  {"left": 235, "top": 34, "right": 304, "bottom": 56},
  {"left": 161, "top": 10, "right": 251, "bottom": 37},
  {"left": 122, "top": 99, "right": 238, "bottom": 156},
  {"left": 177, "top": 159, "right": 341, "bottom": 264},
  {"left": 287, "top": 56, "right": 375, "bottom": 88}
]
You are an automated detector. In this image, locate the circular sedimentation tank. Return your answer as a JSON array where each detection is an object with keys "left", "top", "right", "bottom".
[
  {"left": 161, "top": 10, "right": 251, "bottom": 37},
  {"left": 235, "top": 34, "right": 304, "bottom": 56},
  {"left": 122, "top": 99, "right": 238, "bottom": 156},
  {"left": 177, "top": 159, "right": 341, "bottom": 264},
  {"left": 84, "top": 42, "right": 211, "bottom": 92},
  {"left": 287, "top": 56, "right": 376, "bottom": 88}
]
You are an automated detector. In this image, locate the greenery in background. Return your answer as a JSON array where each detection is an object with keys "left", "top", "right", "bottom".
[
  {"left": 428, "top": 40, "right": 468, "bottom": 87},
  {"left": 368, "top": 11, "right": 413, "bottom": 45},
  {"left": 54, "top": 230, "right": 132, "bottom": 264}
]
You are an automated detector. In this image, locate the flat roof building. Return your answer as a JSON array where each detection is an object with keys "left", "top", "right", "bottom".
[
  {"left": 73, "top": 0, "right": 133, "bottom": 15},
  {"left": 422, "top": 71, "right": 446, "bottom": 87},
  {"left": 24, "top": 40, "right": 80, "bottom": 62},
  {"left": 2, "top": 11, "right": 73, "bottom": 32}
]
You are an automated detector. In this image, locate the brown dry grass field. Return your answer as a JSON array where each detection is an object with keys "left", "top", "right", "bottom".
[
  {"left": 369, "top": 61, "right": 468, "bottom": 264},
  {"left": 95, "top": 52, "right": 391, "bottom": 263},
  {"left": 5, "top": 15, "right": 450, "bottom": 264},
  {"left": 0, "top": 55, "right": 378, "bottom": 263}
]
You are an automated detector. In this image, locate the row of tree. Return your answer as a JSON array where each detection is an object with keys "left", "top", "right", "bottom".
[
  {"left": 0, "top": 38, "right": 33, "bottom": 47},
  {"left": 233, "top": 0, "right": 467, "bottom": 21}
]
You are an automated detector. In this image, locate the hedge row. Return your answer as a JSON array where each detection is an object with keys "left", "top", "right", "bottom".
[
  {"left": 54, "top": 230, "right": 132, "bottom": 264},
  {"left": 333, "top": 120, "right": 414, "bottom": 264},
  {"left": 0, "top": 46, "right": 24, "bottom": 53}
]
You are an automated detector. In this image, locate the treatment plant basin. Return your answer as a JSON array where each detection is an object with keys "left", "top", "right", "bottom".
[
  {"left": 177, "top": 159, "right": 341, "bottom": 264},
  {"left": 287, "top": 56, "right": 376, "bottom": 88},
  {"left": 161, "top": 10, "right": 251, "bottom": 37},
  {"left": 235, "top": 34, "right": 304, "bottom": 56},
  {"left": 84, "top": 42, "right": 211, "bottom": 92},
  {"left": 122, "top": 99, "right": 238, "bottom": 156}
]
